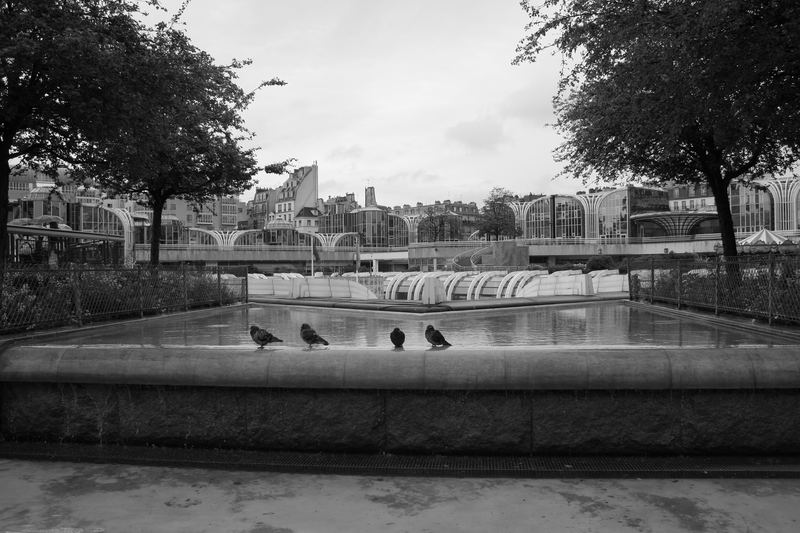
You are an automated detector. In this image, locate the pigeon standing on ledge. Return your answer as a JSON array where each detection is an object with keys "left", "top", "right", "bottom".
[
  {"left": 390, "top": 327, "right": 405, "bottom": 349},
  {"left": 301, "top": 323, "right": 329, "bottom": 348},
  {"left": 250, "top": 325, "right": 283, "bottom": 349},
  {"left": 425, "top": 324, "right": 451, "bottom": 348}
]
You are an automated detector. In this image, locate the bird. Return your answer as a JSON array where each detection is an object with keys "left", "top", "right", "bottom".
[
  {"left": 300, "top": 323, "right": 329, "bottom": 348},
  {"left": 250, "top": 325, "right": 283, "bottom": 349},
  {"left": 390, "top": 327, "right": 405, "bottom": 349},
  {"left": 425, "top": 324, "right": 451, "bottom": 348}
]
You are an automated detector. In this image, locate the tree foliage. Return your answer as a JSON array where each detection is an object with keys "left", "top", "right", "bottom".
[
  {"left": 476, "top": 187, "right": 520, "bottom": 240},
  {"left": 418, "top": 206, "right": 461, "bottom": 242},
  {"left": 1, "top": 0, "right": 146, "bottom": 270},
  {"left": 515, "top": 0, "right": 800, "bottom": 257},
  {"left": 84, "top": 25, "right": 283, "bottom": 265}
]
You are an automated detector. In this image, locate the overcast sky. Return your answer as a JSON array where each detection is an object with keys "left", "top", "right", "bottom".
[{"left": 157, "top": 0, "right": 584, "bottom": 206}]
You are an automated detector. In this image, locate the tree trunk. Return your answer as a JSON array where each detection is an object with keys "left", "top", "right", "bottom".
[
  {"left": 706, "top": 167, "right": 738, "bottom": 258},
  {"left": 149, "top": 201, "right": 164, "bottom": 266}
]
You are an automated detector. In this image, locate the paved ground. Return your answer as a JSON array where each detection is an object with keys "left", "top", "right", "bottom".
[{"left": 2, "top": 458, "right": 800, "bottom": 533}]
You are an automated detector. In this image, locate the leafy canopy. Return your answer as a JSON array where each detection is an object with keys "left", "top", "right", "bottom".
[
  {"left": 476, "top": 187, "right": 520, "bottom": 240},
  {"left": 515, "top": 0, "right": 800, "bottom": 256},
  {"left": 1, "top": 0, "right": 148, "bottom": 269}
]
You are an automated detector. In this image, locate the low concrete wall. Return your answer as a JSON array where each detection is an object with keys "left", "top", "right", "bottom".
[{"left": 2, "top": 346, "right": 800, "bottom": 455}]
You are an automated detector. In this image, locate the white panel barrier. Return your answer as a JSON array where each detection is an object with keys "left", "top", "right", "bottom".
[
  {"left": 248, "top": 275, "right": 377, "bottom": 300},
  {"left": 516, "top": 274, "right": 595, "bottom": 297},
  {"left": 594, "top": 274, "right": 629, "bottom": 293}
]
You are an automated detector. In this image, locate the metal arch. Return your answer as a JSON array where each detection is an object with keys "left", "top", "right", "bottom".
[
  {"left": 386, "top": 271, "right": 418, "bottom": 300},
  {"left": 230, "top": 229, "right": 264, "bottom": 246},
  {"left": 509, "top": 201, "right": 535, "bottom": 237},
  {"left": 446, "top": 271, "right": 477, "bottom": 301},
  {"left": 468, "top": 271, "right": 506, "bottom": 301},
  {"left": 411, "top": 271, "right": 451, "bottom": 301},
  {"left": 496, "top": 272, "right": 518, "bottom": 298},
  {"left": 506, "top": 270, "right": 546, "bottom": 298},
  {"left": 189, "top": 227, "right": 224, "bottom": 247},
  {"left": 465, "top": 272, "right": 489, "bottom": 301},
  {"left": 330, "top": 232, "right": 359, "bottom": 247},
  {"left": 102, "top": 206, "right": 135, "bottom": 260},
  {"left": 407, "top": 272, "right": 432, "bottom": 301},
  {"left": 757, "top": 176, "right": 800, "bottom": 232}
]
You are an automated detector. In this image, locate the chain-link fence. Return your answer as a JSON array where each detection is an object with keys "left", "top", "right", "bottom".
[
  {"left": 1, "top": 265, "right": 248, "bottom": 335},
  {"left": 628, "top": 255, "right": 800, "bottom": 325}
]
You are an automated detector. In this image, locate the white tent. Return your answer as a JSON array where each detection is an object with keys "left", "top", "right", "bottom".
[{"left": 738, "top": 228, "right": 790, "bottom": 245}]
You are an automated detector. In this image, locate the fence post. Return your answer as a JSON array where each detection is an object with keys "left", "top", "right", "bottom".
[
  {"left": 71, "top": 265, "right": 83, "bottom": 326},
  {"left": 217, "top": 266, "right": 222, "bottom": 306},
  {"left": 626, "top": 257, "right": 632, "bottom": 299},
  {"left": 714, "top": 255, "right": 720, "bottom": 316},
  {"left": 676, "top": 260, "right": 682, "bottom": 309},
  {"left": 768, "top": 252, "right": 775, "bottom": 325},
  {"left": 243, "top": 267, "right": 249, "bottom": 303},
  {"left": 137, "top": 266, "right": 144, "bottom": 318},
  {"left": 649, "top": 256, "right": 654, "bottom": 304},
  {"left": 182, "top": 263, "right": 189, "bottom": 311}
]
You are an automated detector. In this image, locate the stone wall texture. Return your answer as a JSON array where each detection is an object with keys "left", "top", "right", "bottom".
[{"left": 3, "top": 383, "right": 800, "bottom": 455}]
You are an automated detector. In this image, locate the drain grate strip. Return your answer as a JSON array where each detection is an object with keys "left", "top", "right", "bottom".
[{"left": 2, "top": 443, "right": 799, "bottom": 479}]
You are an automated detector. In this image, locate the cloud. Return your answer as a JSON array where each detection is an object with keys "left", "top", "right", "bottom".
[
  {"left": 445, "top": 116, "right": 506, "bottom": 151},
  {"left": 328, "top": 145, "right": 364, "bottom": 160},
  {"left": 499, "top": 85, "right": 557, "bottom": 125}
]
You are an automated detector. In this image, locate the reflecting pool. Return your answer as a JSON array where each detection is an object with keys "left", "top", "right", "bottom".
[{"left": 48, "top": 302, "right": 796, "bottom": 349}]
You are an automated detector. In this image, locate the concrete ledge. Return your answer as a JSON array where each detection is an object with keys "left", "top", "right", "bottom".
[
  {"left": 2, "top": 345, "right": 800, "bottom": 390},
  {"left": 4, "top": 344, "right": 800, "bottom": 455}
]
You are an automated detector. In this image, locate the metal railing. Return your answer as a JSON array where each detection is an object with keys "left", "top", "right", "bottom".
[
  {"left": 1, "top": 265, "right": 248, "bottom": 335},
  {"left": 628, "top": 255, "right": 800, "bottom": 325}
]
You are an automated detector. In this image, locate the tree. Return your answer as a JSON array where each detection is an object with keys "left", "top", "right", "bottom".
[
  {"left": 418, "top": 206, "right": 461, "bottom": 242},
  {"left": 1, "top": 0, "right": 147, "bottom": 270},
  {"left": 84, "top": 25, "right": 285, "bottom": 265},
  {"left": 476, "top": 187, "right": 520, "bottom": 240},
  {"left": 515, "top": 0, "right": 800, "bottom": 257}
]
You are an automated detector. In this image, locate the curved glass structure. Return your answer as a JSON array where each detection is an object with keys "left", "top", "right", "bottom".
[
  {"left": 597, "top": 190, "right": 628, "bottom": 238},
  {"left": 730, "top": 183, "right": 774, "bottom": 232},
  {"left": 524, "top": 198, "right": 551, "bottom": 238},
  {"left": 553, "top": 196, "right": 585, "bottom": 238}
]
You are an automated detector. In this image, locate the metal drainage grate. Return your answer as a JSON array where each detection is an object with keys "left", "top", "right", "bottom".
[{"left": 1, "top": 442, "right": 799, "bottom": 479}]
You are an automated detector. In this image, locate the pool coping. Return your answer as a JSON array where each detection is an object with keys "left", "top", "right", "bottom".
[{"left": 248, "top": 292, "right": 631, "bottom": 313}]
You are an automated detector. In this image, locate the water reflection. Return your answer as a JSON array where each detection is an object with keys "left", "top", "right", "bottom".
[{"left": 56, "top": 303, "right": 788, "bottom": 349}]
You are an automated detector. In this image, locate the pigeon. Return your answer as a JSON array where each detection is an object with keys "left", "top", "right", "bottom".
[
  {"left": 250, "top": 325, "right": 283, "bottom": 349},
  {"left": 300, "top": 323, "right": 329, "bottom": 348},
  {"left": 425, "top": 324, "right": 451, "bottom": 348},
  {"left": 390, "top": 327, "right": 405, "bottom": 349}
]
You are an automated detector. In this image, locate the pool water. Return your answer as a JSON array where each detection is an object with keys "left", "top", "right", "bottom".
[{"left": 51, "top": 302, "right": 796, "bottom": 349}]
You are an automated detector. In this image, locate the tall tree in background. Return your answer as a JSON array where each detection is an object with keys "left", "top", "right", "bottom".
[
  {"left": 0, "top": 0, "right": 146, "bottom": 271},
  {"left": 476, "top": 187, "right": 520, "bottom": 240},
  {"left": 85, "top": 26, "right": 285, "bottom": 265},
  {"left": 515, "top": 0, "right": 800, "bottom": 258},
  {"left": 418, "top": 206, "right": 460, "bottom": 242}
]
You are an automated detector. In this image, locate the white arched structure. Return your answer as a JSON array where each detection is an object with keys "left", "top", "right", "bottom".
[
  {"left": 445, "top": 271, "right": 477, "bottom": 300},
  {"left": 409, "top": 271, "right": 452, "bottom": 301},
  {"left": 575, "top": 190, "right": 613, "bottom": 239},
  {"left": 189, "top": 229, "right": 263, "bottom": 248},
  {"left": 466, "top": 271, "right": 507, "bottom": 300},
  {"left": 188, "top": 228, "right": 223, "bottom": 247},
  {"left": 758, "top": 176, "right": 800, "bottom": 232},
  {"left": 508, "top": 201, "right": 534, "bottom": 238},
  {"left": 230, "top": 229, "right": 268, "bottom": 246},
  {"left": 497, "top": 270, "right": 547, "bottom": 298},
  {"left": 384, "top": 271, "right": 418, "bottom": 300},
  {"left": 103, "top": 207, "right": 136, "bottom": 261}
]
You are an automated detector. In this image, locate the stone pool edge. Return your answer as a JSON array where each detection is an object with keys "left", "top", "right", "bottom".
[{"left": 2, "top": 344, "right": 800, "bottom": 455}]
